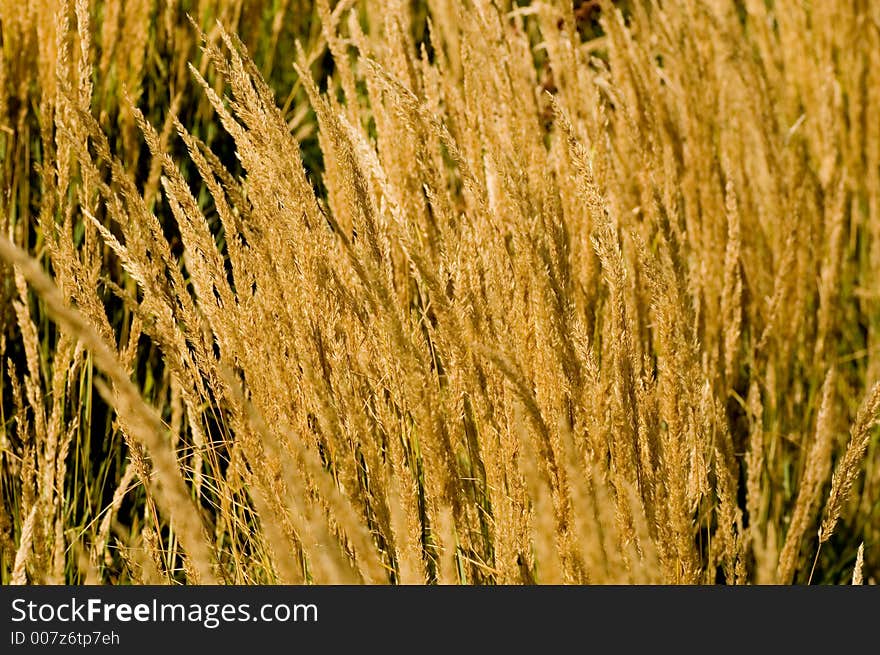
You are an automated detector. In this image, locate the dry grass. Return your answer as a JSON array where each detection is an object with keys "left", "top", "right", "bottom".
[{"left": 1, "top": 0, "right": 878, "bottom": 585}]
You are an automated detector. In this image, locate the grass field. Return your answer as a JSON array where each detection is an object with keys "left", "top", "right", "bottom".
[{"left": 1, "top": 0, "right": 878, "bottom": 585}]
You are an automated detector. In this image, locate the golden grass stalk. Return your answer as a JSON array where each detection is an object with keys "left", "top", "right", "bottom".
[
  {"left": 819, "top": 381, "right": 880, "bottom": 545},
  {"left": 852, "top": 543, "right": 864, "bottom": 586}
]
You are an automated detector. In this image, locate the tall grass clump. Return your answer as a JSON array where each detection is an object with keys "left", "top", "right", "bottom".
[{"left": 1, "top": 0, "right": 878, "bottom": 585}]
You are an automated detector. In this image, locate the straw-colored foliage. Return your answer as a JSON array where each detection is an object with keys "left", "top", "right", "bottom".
[{"left": 1, "top": 0, "right": 878, "bottom": 585}]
